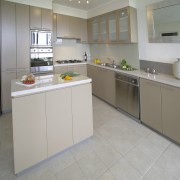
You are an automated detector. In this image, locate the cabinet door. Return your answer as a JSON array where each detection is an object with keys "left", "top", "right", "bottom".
[
  {"left": 92, "top": 17, "right": 99, "bottom": 42},
  {"left": 68, "top": 65, "right": 77, "bottom": 72},
  {"left": 57, "top": 14, "right": 69, "bottom": 37},
  {"left": 99, "top": 15, "right": 108, "bottom": 43},
  {"left": 118, "top": 8, "right": 129, "bottom": 42},
  {"left": 161, "top": 85, "right": 180, "bottom": 143},
  {"left": 1, "top": 1, "right": 16, "bottom": 71},
  {"left": 46, "top": 88, "right": 73, "bottom": 157},
  {"left": 30, "top": 6, "right": 41, "bottom": 29},
  {"left": 102, "top": 69, "right": 116, "bottom": 106},
  {"left": 140, "top": 79, "right": 162, "bottom": 132},
  {"left": 108, "top": 12, "right": 117, "bottom": 42},
  {"left": 41, "top": 8, "right": 52, "bottom": 30},
  {"left": 1, "top": 71, "right": 16, "bottom": 113},
  {"left": 77, "top": 65, "right": 87, "bottom": 76},
  {"left": 54, "top": 66, "right": 68, "bottom": 74},
  {"left": 16, "top": 68, "right": 30, "bottom": 79},
  {"left": 72, "top": 84, "right": 93, "bottom": 144},
  {"left": 53, "top": 13, "right": 57, "bottom": 42},
  {"left": 12, "top": 93, "right": 47, "bottom": 173},
  {"left": 69, "top": 16, "right": 81, "bottom": 39},
  {"left": 80, "top": 19, "right": 88, "bottom": 43},
  {"left": 16, "top": 3, "right": 30, "bottom": 69}
]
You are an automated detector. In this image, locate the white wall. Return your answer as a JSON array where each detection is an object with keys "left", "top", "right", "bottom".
[
  {"left": 90, "top": 44, "right": 139, "bottom": 68},
  {"left": 53, "top": 40, "right": 90, "bottom": 62},
  {"left": 136, "top": 0, "right": 180, "bottom": 63}
]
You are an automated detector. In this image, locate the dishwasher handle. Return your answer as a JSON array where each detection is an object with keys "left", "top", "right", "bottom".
[{"left": 116, "top": 78, "right": 139, "bottom": 87}]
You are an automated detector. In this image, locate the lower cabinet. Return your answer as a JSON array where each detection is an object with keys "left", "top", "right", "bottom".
[
  {"left": 140, "top": 78, "right": 180, "bottom": 144},
  {"left": 87, "top": 65, "right": 115, "bottom": 106},
  {"left": 1, "top": 70, "right": 16, "bottom": 112},
  {"left": 54, "top": 64, "right": 87, "bottom": 76},
  {"left": 12, "top": 93, "right": 47, "bottom": 174},
  {"left": 140, "top": 78, "right": 162, "bottom": 132},
  {"left": 46, "top": 88, "right": 73, "bottom": 157},
  {"left": 72, "top": 84, "right": 93, "bottom": 144},
  {"left": 161, "top": 85, "right": 180, "bottom": 143},
  {"left": 12, "top": 83, "right": 93, "bottom": 173}
]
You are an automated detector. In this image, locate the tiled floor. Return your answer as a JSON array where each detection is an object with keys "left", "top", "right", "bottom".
[{"left": 0, "top": 96, "right": 180, "bottom": 180}]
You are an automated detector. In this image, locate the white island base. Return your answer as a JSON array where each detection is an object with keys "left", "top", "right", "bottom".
[{"left": 11, "top": 75, "right": 93, "bottom": 174}]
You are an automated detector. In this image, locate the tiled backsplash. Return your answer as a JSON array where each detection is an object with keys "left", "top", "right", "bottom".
[{"left": 140, "top": 60, "right": 173, "bottom": 75}]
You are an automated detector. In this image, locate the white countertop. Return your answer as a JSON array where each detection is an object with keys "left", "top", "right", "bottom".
[
  {"left": 89, "top": 63, "right": 180, "bottom": 88},
  {"left": 11, "top": 74, "right": 92, "bottom": 98}
]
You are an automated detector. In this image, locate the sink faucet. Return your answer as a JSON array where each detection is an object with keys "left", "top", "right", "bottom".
[{"left": 107, "top": 57, "right": 115, "bottom": 65}]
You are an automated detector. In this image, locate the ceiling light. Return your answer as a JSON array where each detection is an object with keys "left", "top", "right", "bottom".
[
  {"left": 86, "top": 0, "right": 89, "bottom": 4},
  {"left": 69, "top": 0, "right": 90, "bottom": 4},
  {"left": 78, "top": 0, "right": 81, "bottom": 3}
]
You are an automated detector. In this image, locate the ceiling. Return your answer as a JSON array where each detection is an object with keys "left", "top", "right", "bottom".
[{"left": 52, "top": 0, "right": 114, "bottom": 10}]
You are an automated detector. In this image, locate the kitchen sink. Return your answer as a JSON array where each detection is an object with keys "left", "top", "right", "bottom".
[{"left": 99, "top": 63, "right": 120, "bottom": 69}]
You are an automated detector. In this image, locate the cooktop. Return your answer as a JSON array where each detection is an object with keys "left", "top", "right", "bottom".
[{"left": 56, "top": 60, "right": 83, "bottom": 64}]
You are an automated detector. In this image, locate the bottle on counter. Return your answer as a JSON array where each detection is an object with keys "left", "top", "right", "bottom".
[
  {"left": 173, "top": 58, "right": 180, "bottom": 79},
  {"left": 84, "top": 52, "right": 87, "bottom": 61}
]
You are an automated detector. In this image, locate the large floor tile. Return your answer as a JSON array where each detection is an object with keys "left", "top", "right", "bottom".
[
  {"left": 77, "top": 151, "right": 108, "bottom": 179},
  {"left": 108, "top": 128, "right": 144, "bottom": 155},
  {"left": 94, "top": 144, "right": 122, "bottom": 168},
  {"left": 109, "top": 157, "right": 142, "bottom": 180},
  {"left": 142, "top": 164, "right": 177, "bottom": 180},
  {"left": 55, "top": 162, "right": 85, "bottom": 180},
  {"left": 95, "top": 170, "right": 117, "bottom": 180}
]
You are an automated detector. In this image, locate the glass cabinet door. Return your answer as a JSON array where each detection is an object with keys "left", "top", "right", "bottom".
[
  {"left": 108, "top": 13, "right": 117, "bottom": 42},
  {"left": 118, "top": 8, "right": 129, "bottom": 41},
  {"left": 99, "top": 15, "right": 107, "bottom": 43},
  {"left": 92, "top": 18, "right": 99, "bottom": 42}
]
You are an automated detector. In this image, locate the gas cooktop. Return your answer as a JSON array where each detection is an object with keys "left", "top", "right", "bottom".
[{"left": 56, "top": 60, "right": 83, "bottom": 64}]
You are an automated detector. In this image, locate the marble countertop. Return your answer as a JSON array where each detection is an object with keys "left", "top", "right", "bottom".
[
  {"left": 11, "top": 74, "right": 92, "bottom": 98},
  {"left": 89, "top": 63, "right": 180, "bottom": 88}
]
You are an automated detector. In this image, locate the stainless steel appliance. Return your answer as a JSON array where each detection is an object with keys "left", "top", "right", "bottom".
[
  {"left": 56, "top": 60, "right": 83, "bottom": 64},
  {"left": 30, "top": 48, "right": 53, "bottom": 74},
  {"left": 116, "top": 73, "right": 140, "bottom": 119},
  {"left": 30, "top": 30, "right": 52, "bottom": 47}
]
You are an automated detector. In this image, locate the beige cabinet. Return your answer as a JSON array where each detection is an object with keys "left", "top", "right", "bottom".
[
  {"left": 30, "top": 6, "right": 52, "bottom": 30},
  {"left": 108, "top": 12, "right": 118, "bottom": 42},
  {"left": 1, "top": 1, "right": 30, "bottom": 112},
  {"left": 80, "top": 19, "right": 88, "bottom": 43},
  {"left": 161, "top": 85, "right": 180, "bottom": 143},
  {"left": 87, "top": 65, "right": 115, "bottom": 106},
  {"left": 1, "top": 71, "right": 16, "bottom": 112},
  {"left": 88, "top": 7, "right": 138, "bottom": 44},
  {"left": 1, "top": 0, "right": 16, "bottom": 71},
  {"left": 54, "top": 66, "right": 68, "bottom": 74},
  {"left": 72, "top": 84, "right": 93, "bottom": 144},
  {"left": 54, "top": 65, "right": 87, "bottom": 76},
  {"left": 56, "top": 14, "right": 81, "bottom": 39},
  {"left": 46, "top": 88, "right": 73, "bottom": 157},
  {"left": 117, "top": 7, "right": 138, "bottom": 43},
  {"left": 16, "top": 3, "right": 30, "bottom": 70},
  {"left": 12, "top": 93, "right": 47, "bottom": 174},
  {"left": 140, "top": 79, "right": 162, "bottom": 132}
]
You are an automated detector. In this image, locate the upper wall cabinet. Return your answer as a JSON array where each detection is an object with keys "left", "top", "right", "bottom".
[
  {"left": 30, "top": 6, "right": 53, "bottom": 30},
  {"left": 54, "top": 14, "right": 87, "bottom": 42},
  {"left": 88, "top": 6, "right": 138, "bottom": 44}
]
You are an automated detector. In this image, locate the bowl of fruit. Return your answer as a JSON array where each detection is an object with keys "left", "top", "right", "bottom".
[{"left": 21, "top": 74, "right": 35, "bottom": 84}]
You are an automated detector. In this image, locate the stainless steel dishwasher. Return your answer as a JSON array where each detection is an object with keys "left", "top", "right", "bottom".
[{"left": 116, "top": 73, "right": 140, "bottom": 119}]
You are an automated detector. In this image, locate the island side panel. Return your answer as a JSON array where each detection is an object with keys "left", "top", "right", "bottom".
[
  {"left": 46, "top": 87, "right": 73, "bottom": 157},
  {"left": 12, "top": 93, "right": 47, "bottom": 174},
  {"left": 72, "top": 83, "right": 93, "bottom": 144}
]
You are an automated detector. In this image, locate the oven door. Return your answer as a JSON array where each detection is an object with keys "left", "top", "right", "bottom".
[
  {"left": 38, "top": 31, "right": 52, "bottom": 47},
  {"left": 30, "top": 52, "right": 53, "bottom": 74}
]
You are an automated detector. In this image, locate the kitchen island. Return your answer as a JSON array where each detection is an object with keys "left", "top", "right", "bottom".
[{"left": 11, "top": 74, "right": 93, "bottom": 174}]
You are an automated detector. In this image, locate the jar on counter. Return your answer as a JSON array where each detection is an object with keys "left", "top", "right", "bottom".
[{"left": 173, "top": 58, "right": 180, "bottom": 79}]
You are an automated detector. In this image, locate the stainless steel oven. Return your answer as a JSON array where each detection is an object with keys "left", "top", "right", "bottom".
[
  {"left": 30, "top": 48, "right": 53, "bottom": 74},
  {"left": 116, "top": 73, "right": 140, "bottom": 119}
]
